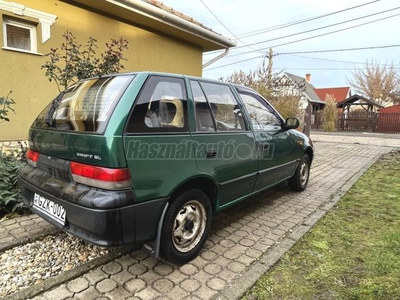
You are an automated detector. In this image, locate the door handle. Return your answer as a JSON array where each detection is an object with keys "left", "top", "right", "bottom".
[
  {"left": 206, "top": 149, "right": 217, "bottom": 159},
  {"left": 261, "top": 143, "right": 269, "bottom": 150}
]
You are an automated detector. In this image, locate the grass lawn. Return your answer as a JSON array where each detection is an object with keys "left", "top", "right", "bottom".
[{"left": 243, "top": 150, "right": 400, "bottom": 300}]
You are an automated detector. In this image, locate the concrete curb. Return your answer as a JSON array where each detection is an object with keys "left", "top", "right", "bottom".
[
  {"left": 4, "top": 244, "right": 140, "bottom": 300},
  {"left": 214, "top": 151, "right": 386, "bottom": 300},
  {"left": 0, "top": 228, "right": 60, "bottom": 253}
]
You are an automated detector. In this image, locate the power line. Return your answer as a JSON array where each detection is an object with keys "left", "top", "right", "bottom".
[
  {"left": 235, "top": 0, "right": 381, "bottom": 39},
  {"left": 203, "top": 44, "right": 400, "bottom": 71},
  {"left": 204, "top": 0, "right": 381, "bottom": 55},
  {"left": 199, "top": 0, "right": 260, "bottom": 52},
  {"left": 278, "top": 44, "right": 400, "bottom": 55},
  {"left": 229, "top": 6, "right": 400, "bottom": 53},
  {"left": 219, "top": 11, "right": 400, "bottom": 60},
  {"left": 272, "top": 66, "right": 400, "bottom": 71},
  {"left": 286, "top": 54, "right": 367, "bottom": 65}
]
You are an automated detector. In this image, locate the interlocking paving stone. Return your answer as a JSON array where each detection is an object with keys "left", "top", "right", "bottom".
[
  {"left": 30, "top": 141, "right": 394, "bottom": 299},
  {"left": 95, "top": 278, "right": 118, "bottom": 293},
  {"left": 43, "top": 284, "right": 72, "bottom": 300},
  {"left": 66, "top": 277, "right": 89, "bottom": 293},
  {"left": 102, "top": 261, "right": 123, "bottom": 275},
  {"left": 125, "top": 278, "right": 147, "bottom": 293},
  {"left": 83, "top": 269, "right": 108, "bottom": 285},
  {"left": 74, "top": 286, "right": 100, "bottom": 300}
]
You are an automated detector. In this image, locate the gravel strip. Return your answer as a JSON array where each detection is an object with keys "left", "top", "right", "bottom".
[{"left": 0, "top": 232, "right": 111, "bottom": 298}]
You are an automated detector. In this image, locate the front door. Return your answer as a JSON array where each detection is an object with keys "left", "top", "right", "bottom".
[
  {"left": 189, "top": 80, "right": 258, "bottom": 208},
  {"left": 237, "top": 90, "right": 299, "bottom": 191}
]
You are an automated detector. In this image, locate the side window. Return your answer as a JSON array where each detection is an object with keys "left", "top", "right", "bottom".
[
  {"left": 198, "top": 82, "right": 245, "bottom": 131},
  {"left": 3, "top": 17, "right": 37, "bottom": 52},
  {"left": 126, "top": 76, "right": 188, "bottom": 133},
  {"left": 191, "top": 81, "right": 215, "bottom": 131},
  {"left": 239, "top": 92, "right": 282, "bottom": 131}
]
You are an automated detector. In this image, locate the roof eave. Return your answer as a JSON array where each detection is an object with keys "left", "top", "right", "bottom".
[{"left": 65, "top": 0, "right": 236, "bottom": 51}]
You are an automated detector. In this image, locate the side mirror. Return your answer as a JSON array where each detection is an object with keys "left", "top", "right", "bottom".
[{"left": 285, "top": 117, "right": 300, "bottom": 130}]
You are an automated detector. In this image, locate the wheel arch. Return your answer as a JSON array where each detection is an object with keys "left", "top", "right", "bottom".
[
  {"left": 305, "top": 146, "right": 314, "bottom": 164},
  {"left": 169, "top": 176, "right": 218, "bottom": 212}
]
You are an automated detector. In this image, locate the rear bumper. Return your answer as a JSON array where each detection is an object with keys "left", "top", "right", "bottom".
[{"left": 18, "top": 171, "right": 168, "bottom": 247}]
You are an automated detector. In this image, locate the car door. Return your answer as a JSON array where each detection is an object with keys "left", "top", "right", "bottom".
[
  {"left": 189, "top": 80, "right": 258, "bottom": 208},
  {"left": 123, "top": 75, "right": 198, "bottom": 202},
  {"left": 237, "top": 88, "right": 299, "bottom": 191}
]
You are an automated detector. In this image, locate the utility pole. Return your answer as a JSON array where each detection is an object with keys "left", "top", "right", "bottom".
[{"left": 265, "top": 48, "right": 274, "bottom": 91}]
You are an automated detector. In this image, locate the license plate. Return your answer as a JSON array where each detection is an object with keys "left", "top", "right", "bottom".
[{"left": 33, "top": 193, "right": 66, "bottom": 226}]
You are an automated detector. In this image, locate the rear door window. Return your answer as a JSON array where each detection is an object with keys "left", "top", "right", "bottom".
[
  {"left": 192, "top": 80, "right": 246, "bottom": 132},
  {"left": 32, "top": 75, "right": 134, "bottom": 133},
  {"left": 126, "top": 76, "right": 188, "bottom": 133}
]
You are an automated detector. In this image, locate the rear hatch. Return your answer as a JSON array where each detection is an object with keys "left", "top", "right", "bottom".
[
  {"left": 20, "top": 74, "right": 136, "bottom": 206},
  {"left": 29, "top": 75, "right": 134, "bottom": 165}
]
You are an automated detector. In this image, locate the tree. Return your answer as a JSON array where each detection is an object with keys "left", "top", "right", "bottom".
[
  {"left": 348, "top": 60, "right": 399, "bottom": 107},
  {"left": 221, "top": 49, "right": 303, "bottom": 120},
  {"left": 42, "top": 31, "right": 129, "bottom": 92},
  {"left": 323, "top": 94, "right": 337, "bottom": 132}
]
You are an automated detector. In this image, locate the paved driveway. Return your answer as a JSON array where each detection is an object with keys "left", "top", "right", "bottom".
[{"left": 34, "top": 140, "right": 393, "bottom": 300}]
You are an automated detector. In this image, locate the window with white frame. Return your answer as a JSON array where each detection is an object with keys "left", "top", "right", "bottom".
[{"left": 3, "top": 17, "right": 37, "bottom": 52}]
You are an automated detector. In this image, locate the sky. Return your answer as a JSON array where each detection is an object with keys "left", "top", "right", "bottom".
[{"left": 163, "top": 0, "right": 399, "bottom": 89}]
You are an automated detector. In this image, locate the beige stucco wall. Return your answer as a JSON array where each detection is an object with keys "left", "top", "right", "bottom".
[{"left": 0, "top": 0, "right": 203, "bottom": 141}]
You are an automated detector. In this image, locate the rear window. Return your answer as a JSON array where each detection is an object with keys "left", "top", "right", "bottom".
[{"left": 32, "top": 75, "right": 134, "bottom": 133}]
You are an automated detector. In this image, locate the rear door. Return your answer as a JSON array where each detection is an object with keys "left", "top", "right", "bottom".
[
  {"left": 123, "top": 75, "right": 198, "bottom": 202},
  {"left": 189, "top": 80, "right": 258, "bottom": 208},
  {"left": 237, "top": 89, "right": 299, "bottom": 191}
]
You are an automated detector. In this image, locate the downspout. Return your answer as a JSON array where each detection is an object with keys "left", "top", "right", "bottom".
[{"left": 202, "top": 48, "right": 229, "bottom": 69}]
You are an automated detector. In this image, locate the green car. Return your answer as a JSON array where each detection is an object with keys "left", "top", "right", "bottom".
[{"left": 18, "top": 72, "right": 313, "bottom": 263}]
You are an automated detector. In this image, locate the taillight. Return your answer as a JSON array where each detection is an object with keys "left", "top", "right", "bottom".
[
  {"left": 27, "top": 150, "right": 39, "bottom": 167},
  {"left": 70, "top": 162, "right": 131, "bottom": 190}
]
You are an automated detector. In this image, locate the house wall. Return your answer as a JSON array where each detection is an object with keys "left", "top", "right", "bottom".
[{"left": 0, "top": 0, "right": 203, "bottom": 141}]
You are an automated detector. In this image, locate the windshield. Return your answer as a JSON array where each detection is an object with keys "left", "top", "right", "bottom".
[{"left": 32, "top": 75, "right": 134, "bottom": 133}]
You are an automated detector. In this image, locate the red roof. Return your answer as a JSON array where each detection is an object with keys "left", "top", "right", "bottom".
[
  {"left": 314, "top": 87, "right": 350, "bottom": 102},
  {"left": 379, "top": 105, "right": 400, "bottom": 113}
]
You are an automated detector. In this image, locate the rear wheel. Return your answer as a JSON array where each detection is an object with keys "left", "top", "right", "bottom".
[
  {"left": 288, "top": 154, "right": 310, "bottom": 191},
  {"left": 161, "top": 189, "right": 212, "bottom": 264}
]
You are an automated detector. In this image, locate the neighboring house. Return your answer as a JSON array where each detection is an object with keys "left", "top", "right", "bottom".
[
  {"left": 0, "top": 0, "right": 235, "bottom": 141},
  {"left": 281, "top": 72, "right": 326, "bottom": 112},
  {"left": 314, "top": 87, "right": 351, "bottom": 103}
]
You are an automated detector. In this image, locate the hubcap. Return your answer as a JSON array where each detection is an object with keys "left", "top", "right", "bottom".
[
  {"left": 299, "top": 160, "right": 309, "bottom": 186},
  {"left": 172, "top": 200, "right": 207, "bottom": 253}
]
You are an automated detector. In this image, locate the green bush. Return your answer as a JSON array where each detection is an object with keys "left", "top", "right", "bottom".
[
  {"left": 0, "top": 143, "right": 28, "bottom": 217},
  {"left": 0, "top": 91, "right": 15, "bottom": 123},
  {"left": 323, "top": 94, "right": 338, "bottom": 132}
]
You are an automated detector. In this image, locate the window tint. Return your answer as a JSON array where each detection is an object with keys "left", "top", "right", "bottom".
[
  {"left": 32, "top": 75, "right": 134, "bottom": 133},
  {"left": 198, "top": 82, "right": 245, "bottom": 131},
  {"left": 3, "top": 17, "right": 37, "bottom": 52},
  {"left": 239, "top": 92, "right": 282, "bottom": 131},
  {"left": 126, "top": 76, "right": 188, "bottom": 133}
]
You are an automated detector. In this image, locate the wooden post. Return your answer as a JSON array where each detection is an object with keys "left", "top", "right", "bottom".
[{"left": 303, "top": 103, "right": 312, "bottom": 137}]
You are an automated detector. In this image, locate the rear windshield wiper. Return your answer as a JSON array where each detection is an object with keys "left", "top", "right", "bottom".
[{"left": 45, "top": 91, "right": 65, "bottom": 127}]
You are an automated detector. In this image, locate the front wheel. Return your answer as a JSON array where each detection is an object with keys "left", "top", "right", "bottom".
[
  {"left": 288, "top": 154, "right": 310, "bottom": 191},
  {"left": 160, "top": 189, "right": 212, "bottom": 264}
]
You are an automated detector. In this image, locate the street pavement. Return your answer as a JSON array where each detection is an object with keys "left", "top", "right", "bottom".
[{"left": 1, "top": 132, "right": 397, "bottom": 300}]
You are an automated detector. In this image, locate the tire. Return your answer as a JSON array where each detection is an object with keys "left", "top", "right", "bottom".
[
  {"left": 288, "top": 154, "right": 310, "bottom": 192},
  {"left": 160, "top": 189, "right": 212, "bottom": 264}
]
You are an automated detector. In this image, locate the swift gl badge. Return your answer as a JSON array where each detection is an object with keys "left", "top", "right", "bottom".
[{"left": 76, "top": 153, "right": 102, "bottom": 160}]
